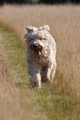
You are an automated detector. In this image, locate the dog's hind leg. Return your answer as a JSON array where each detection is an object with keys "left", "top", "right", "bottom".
[
  {"left": 41, "top": 67, "right": 51, "bottom": 82},
  {"left": 50, "top": 63, "right": 57, "bottom": 83}
]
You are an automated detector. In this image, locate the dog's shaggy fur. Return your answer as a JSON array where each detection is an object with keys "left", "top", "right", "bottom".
[{"left": 23, "top": 25, "right": 57, "bottom": 88}]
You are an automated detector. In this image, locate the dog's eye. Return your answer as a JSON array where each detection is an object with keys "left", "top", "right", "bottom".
[
  {"left": 43, "top": 38, "right": 47, "bottom": 40},
  {"left": 39, "top": 38, "right": 43, "bottom": 40},
  {"left": 30, "top": 38, "right": 33, "bottom": 41},
  {"left": 40, "top": 38, "right": 47, "bottom": 40}
]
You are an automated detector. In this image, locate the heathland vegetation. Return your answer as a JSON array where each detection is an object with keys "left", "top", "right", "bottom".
[{"left": 0, "top": 5, "right": 80, "bottom": 120}]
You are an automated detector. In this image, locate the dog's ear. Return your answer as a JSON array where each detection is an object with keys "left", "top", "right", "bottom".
[
  {"left": 43, "top": 25, "right": 50, "bottom": 31},
  {"left": 25, "top": 25, "right": 34, "bottom": 32},
  {"left": 23, "top": 34, "right": 27, "bottom": 39},
  {"left": 39, "top": 25, "right": 50, "bottom": 31}
]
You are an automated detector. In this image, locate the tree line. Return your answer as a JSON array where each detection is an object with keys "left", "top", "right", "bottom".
[{"left": 0, "top": 0, "right": 80, "bottom": 5}]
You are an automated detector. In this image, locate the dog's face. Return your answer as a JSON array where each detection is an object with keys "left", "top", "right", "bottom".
[{"left": 23, "top": 25, "right": 52, "bottom": 56}]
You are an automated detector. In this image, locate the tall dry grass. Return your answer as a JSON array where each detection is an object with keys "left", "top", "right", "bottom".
[
  {"left": 0, "top": 46, "right": 21, "bottom": 120},
  {"left": 0, "top": 5, "right": 80, "bottom": 95}
]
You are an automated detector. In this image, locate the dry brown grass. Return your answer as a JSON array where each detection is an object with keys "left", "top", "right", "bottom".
[{"left": 0, "top": 4, "right": 80, "bottom": 95}]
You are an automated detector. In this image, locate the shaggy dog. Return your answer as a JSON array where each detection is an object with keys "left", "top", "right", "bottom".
[{"left": 23, "top": 25, "right": 57, "bottom": 88}]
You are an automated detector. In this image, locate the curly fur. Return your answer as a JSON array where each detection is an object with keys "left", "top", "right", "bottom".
[{"left": 23, "top": 25, "right": 57, "bottom": 88}]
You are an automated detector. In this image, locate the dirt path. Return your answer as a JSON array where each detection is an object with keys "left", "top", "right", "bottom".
[{"left": 0, "top": 35, "right": 30, "bottom": 120}]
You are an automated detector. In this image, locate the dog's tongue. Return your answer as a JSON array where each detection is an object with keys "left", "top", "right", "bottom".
[
  {"left": 37, "top": 49, "right": 42, "bottom": 55},
  {"left": 38, "top": 51, "right": 41, "bottom": 55}
]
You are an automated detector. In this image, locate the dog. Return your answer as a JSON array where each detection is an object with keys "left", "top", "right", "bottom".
[{"left": 23, "top": 25, "right": 57, "bottom": 88}]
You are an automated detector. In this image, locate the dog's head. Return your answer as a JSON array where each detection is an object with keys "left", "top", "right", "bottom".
[{"left": 23, "top": 25, "right": 52, "bottom": 56}]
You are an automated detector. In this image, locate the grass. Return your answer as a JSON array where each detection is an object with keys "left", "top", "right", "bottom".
[
  {"left": 0, "top": 21, "right": 80, "bottom": 120},
  {"left": 0, "top": 4, "right": 80, "bottom": 120}
]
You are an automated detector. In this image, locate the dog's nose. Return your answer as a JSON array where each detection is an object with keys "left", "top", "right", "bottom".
[{"left": 33, "top": 44, "right": 38, "bottom": 49}]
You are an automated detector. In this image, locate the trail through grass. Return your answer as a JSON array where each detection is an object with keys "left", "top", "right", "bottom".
[{"left": 0, "top": 23, "right": 80, "bottom": 120}]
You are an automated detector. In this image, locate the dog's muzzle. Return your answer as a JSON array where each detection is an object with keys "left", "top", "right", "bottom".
[{"left": 31, "top": 43, "right": 43, "bottom": 55}]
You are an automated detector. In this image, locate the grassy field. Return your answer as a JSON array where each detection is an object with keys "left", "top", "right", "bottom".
[{"left": 0, "top": 5, "right": 80, "bottom": 120}]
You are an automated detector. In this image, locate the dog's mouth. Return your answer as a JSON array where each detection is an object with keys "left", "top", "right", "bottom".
[
  {"left": 30, "top": 44, "right": 43, "bottom": 55},
  {"left": 34, "top": 48, "right": 42, "bottom": 55}
]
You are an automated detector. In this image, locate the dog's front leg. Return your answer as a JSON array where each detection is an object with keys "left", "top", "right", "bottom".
[
  {"left": 30, "top": 72, "right": 41, "bottom": 88},
  {"left": 35, "top": 73, "right": 41, "bottom": 88},
  {"left": 28, "top": 64, "right": 41, "bottom": 88}
]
